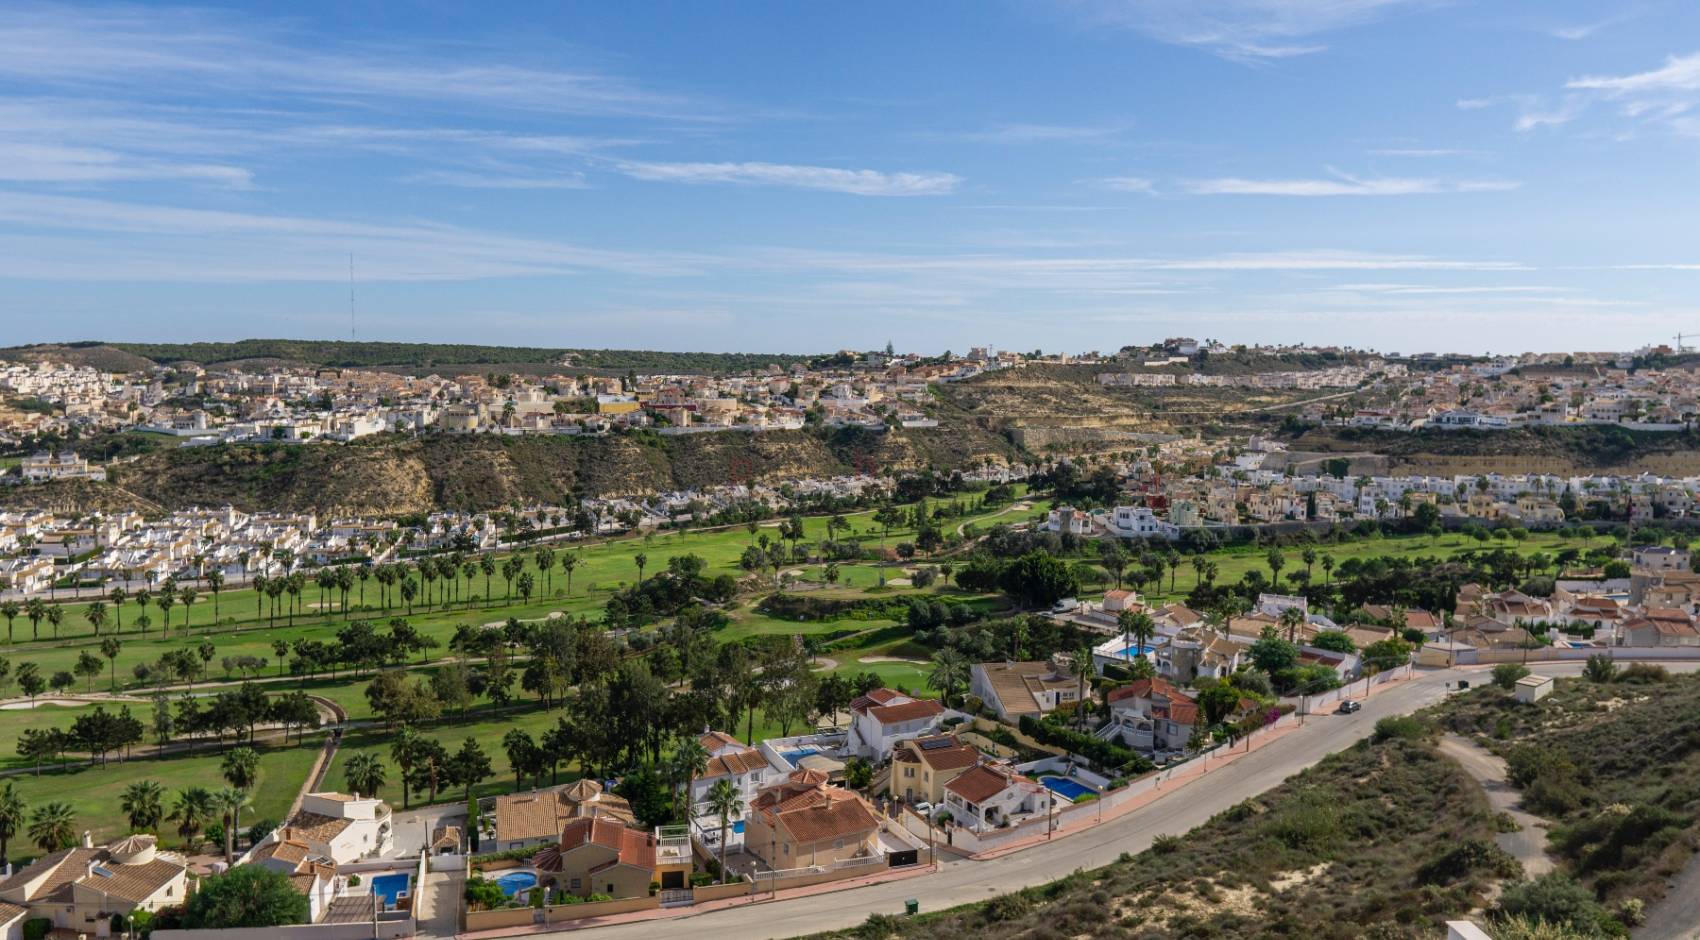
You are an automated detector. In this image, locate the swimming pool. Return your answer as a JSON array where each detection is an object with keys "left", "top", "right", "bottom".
[
  {"left": 1039, "top": 776, "right": 1094, "bottom": 802},
  {"left": 1110, "top": 644, "right": 1155, "bottom": 660},
  {"left": 733, "top": 820, "right": 746, "bottom": 834},
  {"left": 779, "top": 748, "right": 819, "bottom": 765},
  {"left": 494, "top": 870, "right": 538, "bottom": 897},
  {"left": 370, "top": 873, "right": 411, "bottom": 910}
]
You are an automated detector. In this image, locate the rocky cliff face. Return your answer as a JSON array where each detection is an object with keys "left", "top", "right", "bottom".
[{"left": 16, "top": 425, "right": 1021, "bottom": 515}]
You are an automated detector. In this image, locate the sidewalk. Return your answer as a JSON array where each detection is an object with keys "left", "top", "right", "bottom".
[{"left": 456, "top": 863, "right": 939, "bottom": 938}]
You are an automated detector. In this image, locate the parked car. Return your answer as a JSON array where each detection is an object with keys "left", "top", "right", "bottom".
[
  {"left": 1337, "top": 699, "right": 1362, "bottom": 715},
  {"left": 913, "top": 801, "right": 934, "bottom": 818}
]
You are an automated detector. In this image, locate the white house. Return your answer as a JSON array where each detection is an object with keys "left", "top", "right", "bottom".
[
  {"left": 1103, "top": 506, "right": 1178, "bottom": 540},
  {"left": 263, "top": 792, "right": 393, "bottom": 865},
  {"left": 1101, "top": 677, "right": 1198, "bottom": 752},
  {"left": 846, "top": 688, "right": 947, "bottom": 761},
  {"left": 688, "top": 730, "right": 783, "bottom": 810},
  {"left": 941, "top": 764, "right": 1048, "bottom": 832}
]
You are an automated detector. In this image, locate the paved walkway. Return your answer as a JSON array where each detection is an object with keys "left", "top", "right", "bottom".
[{"left": 1437, "top": 734, "right": 1553, "bottom": 876}]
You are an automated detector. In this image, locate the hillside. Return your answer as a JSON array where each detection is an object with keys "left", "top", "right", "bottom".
[
  {"left": 1433, "top": 668, "right": 1700, "bottom": 924},
  {"left": 1279, "top": 425, "right": 1700, "bottom": 475},
  {"left": 834, "top": 732, "right": 1509, "bottom": 940},
  {"left": 0, "top": 427, "right": 1022, "bottom": 515},
  {"left": 95, "top": 339, "right": 814, "bottom": 374},
  {"left": 935, "top": 364, "right": 1323, "bottom": 451},
  {"left": 0, "top": 343, "right": 158, "bottom": 373}
]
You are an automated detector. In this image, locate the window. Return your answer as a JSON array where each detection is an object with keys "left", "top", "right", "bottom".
[{"left": 570, "top": 878, "right": 581, "bottom": 890}]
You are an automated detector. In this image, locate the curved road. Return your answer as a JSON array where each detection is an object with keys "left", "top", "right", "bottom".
[{"left": 534, "top": 661, "right": 1679, "bottom": 940}]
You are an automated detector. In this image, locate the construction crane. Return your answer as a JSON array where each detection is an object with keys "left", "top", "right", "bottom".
[{"left": 1675, "top": 332, "right": 1700, "bottom": 353}]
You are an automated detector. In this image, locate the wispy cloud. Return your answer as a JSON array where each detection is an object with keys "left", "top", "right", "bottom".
[
  {"left": 399, "top": 170, "right": 591, "bottom": 190},
  {"left": 1091, "top": 176, "right": 1156, "bottom": 193},
  {"left": 1366, "top": 147, "right": 1485, "bottom": 157},
  {"left": 1184, "top": 168, "right": 1518, "bottom": 196},
  {"left": 1315, "top": 283, "right": 1564, "bottom": 295},
  {"left": 0, "top": 142, "right": 252, "bottom": 187},
  {"left": 613, "top": 161, "right": 962, "bottom": 196},
  {"left": 0, "top": 3, "right": 701, "bottom": 118},
  {"left": 1069, "top": 0, "right": 1437, "bottom": 62},
  {"left": 942, "top": 122, "right": 1127, "bottom": 143},
  {"left": 0, "top": 190, "right": 708, "bottom": 281},
  {"left": 1568, "top": 52, "right": 1700, "bottom": 95}
]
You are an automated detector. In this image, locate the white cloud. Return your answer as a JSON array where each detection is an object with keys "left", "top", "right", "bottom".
[
  {"left": 1568, "top": 53, "right": 1700, "bottom": 95},
  {"left": 0, "top": 3, "right": 700, "bottom": 118},
  {"left": 613, "top": 161, "right": 962, "bottom": 196},
  {"left": 946, "top": 122, "right": 1127, "bottom": 143},
  {"left": 0, "top": 142, "right": 252, "bottom": 187},
  {"left": 1071, "top": 0, "right": 1436, "bottom": 61},
  {"left": 1184, "top": 169, "right": 1518, "bottom": 196},
  {"left": 1092, "top": 176, "right": 1156, "bottom": 193},
  {"left": 0, "top": 190, "right": 707, "bottom": 281},
  {"left": 400, "top": 170, "right": 591, "bottom": 190}
]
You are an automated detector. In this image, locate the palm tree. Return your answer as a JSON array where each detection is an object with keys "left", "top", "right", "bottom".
[
  {"left": 1117, "top": 610, "right": 1156, "bottom": 663},
  {"left": 24, "top": 599, "right": 45, "bottom": 640},
  {"left": 101, "top": 636, "right": 122, "bottom": 690},
  {"left": 928, "top": 649, "right": 970, "bottom": 707},
  {"left": 633, "top": 553, "right": 647, "bottom": 584},
  {"left": 344, "top": 752, "right": 387, "bottom": 798},
  {"left": 390, "top": 727, "right": 422, "bottom": 809},
  {"left": 121, "top": 780, "right": 164, "bottom": 832},
  {"left": 0, "top": 782, "right": 25, "bottom": 862},
  {"left": 0, "top": 601, "right": 18, "bottom": 643},
  {"left": 706, "top": 779, "right": 744, "bottom": 884},
  {"left": 108, "top": 586, "right": 126, "bottom": 631},
  {"left": 210, "top": 788, "right": 245, "bottom": 865},
  {"left": 220, "top": 746, "right": 259, "bottom": 843},
  {"left": 1279, "top": 606, "right": 1306, "bottom": 643},
  {"left": 170, "top": 787, "right": 213, "bottom": 852},
  {"left": 1321, "top": 554, "right": 1337, "bottom": 585},
  {"left": 28, "top": 802, "right": 76, "bottom": 854},
  {"left": 84, "top": 600, "right": 108, "bottom": 636},
  {"left": 561, "top": 554, "right": 579, "bottom": 596},
  {"left": 206, "top": 569, "right": 225, "bottom": 623},
  {"left": 1072, "top": 642, "right": 1096, "bottom": 731},
  {"left": 670, "top": 738, "right": 710, "bottom": 818}
]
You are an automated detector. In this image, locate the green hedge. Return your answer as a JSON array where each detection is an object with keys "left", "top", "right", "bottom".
[{"left": 1017, "top": 715, "right": 1154, "bottom": 774}]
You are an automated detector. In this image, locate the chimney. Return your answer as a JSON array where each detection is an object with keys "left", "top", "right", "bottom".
[{"left": 80, "top": 831, "right": 94, "bottom": 849}]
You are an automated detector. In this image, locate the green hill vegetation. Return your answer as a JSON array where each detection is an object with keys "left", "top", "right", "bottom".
[
  {"left": 1434, "top": 666, "right": 1700, "bottom": 931},
  {"left": 98, "top": 339, "right": 814, "bottom": 373}
]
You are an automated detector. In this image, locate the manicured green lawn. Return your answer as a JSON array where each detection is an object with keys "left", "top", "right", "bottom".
[{"left": 2, "top": 739, "right": 319, "bottom": 864}]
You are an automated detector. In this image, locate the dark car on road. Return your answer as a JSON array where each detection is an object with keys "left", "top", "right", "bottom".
[{"left": 1337, "top": 699, "right": 1362, "bottom": 714}]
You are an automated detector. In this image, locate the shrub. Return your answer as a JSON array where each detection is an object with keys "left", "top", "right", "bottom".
[
  {"left": 1581, "top": 654, "right": 1617, "bottom": 683},
  {"left": 1372, "top": 716, "right": 1428, "bottom": 743},
  {"left": 1493, "top": 663, "right": 1531, "bottom": 690},
  {"left": 1150, "top": 833, "right": 1182, "bottom": 854},
  {"left": 1496, "top": 872, "right": 1625, "bottom": 937},
  {"left": 860, "top": 913, "right": 903, "bottom": 938},
  {"left": 22, "top": 920, "right": 49, "bottom": 940},
  {"left": 1417, "top": 839, "right": 1522, "bottom": 885},
  {"left": 1617, "top": 662, "right": 1669, "bottom": 684},
  {"left": 464, "top": 877, "right": 506, "bottom": 911}
]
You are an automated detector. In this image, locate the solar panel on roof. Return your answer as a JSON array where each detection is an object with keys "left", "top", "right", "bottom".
[{"left": 919, "top": 738, "right": 953, "bottom": 750}]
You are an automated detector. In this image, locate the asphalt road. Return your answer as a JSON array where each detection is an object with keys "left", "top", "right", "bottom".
[
  {"left": 493, "top": 661, "right": 1697, "bottom": 940},
  {"left": 545, "top": 666, "right": 1471, "bottom": 940}
]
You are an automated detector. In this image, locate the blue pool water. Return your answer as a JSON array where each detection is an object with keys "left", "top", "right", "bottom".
[
  {"left": 1039, "top": 776, "right": 1094, "bottom": 802},
  {"left": 779, "top": 748, "right": 819, "bottom": 765},
  {"left": 733, "top": 820, "right": 746, "bottom": 834},
  {"left": 370, "top": 873, "right": 411, "bottom": 909},
  {"left": 494, "top": 871, "right": 538, "bottom": 897},
  {"left": 1111, "top": 644, "right": 1155, "bottom": 660}
]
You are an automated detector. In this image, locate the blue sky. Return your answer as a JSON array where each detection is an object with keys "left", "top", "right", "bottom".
[{"left": 4, "top": 1, "right": 1700, "bottom": 354}]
